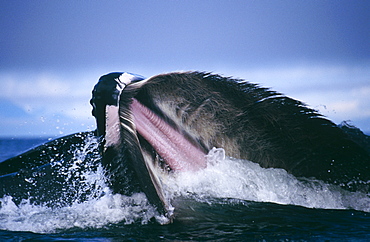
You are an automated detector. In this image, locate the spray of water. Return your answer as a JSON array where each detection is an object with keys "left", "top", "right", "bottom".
[
  {"left": 165, "top": 148, "right": 370, "bottom": 212},
  {"left": 1, "top": 143, "right": 369, "bottom": 233},
  {"left": 0, "top": 135, "right": 160, "bottom": 233}
]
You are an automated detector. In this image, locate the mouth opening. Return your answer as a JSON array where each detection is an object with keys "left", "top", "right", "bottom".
[
  {"left": 91, "top": 72, "right": 209, "bottom": 221},
  {"left": 130, "top": 98, "right": 207, "bottom": 172}
]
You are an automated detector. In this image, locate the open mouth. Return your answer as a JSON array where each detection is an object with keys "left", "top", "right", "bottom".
[
  {"left": 130, "top": 98, "right": 207, "bottom": 172},
  {"left": 90, "top": 72, "right": 208, "bottom": 221}
]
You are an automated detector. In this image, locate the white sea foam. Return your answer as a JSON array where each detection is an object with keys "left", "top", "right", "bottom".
[
  {"left": 1, "top": 147, "right": 369, "bottom": 233},
  {"left": 0, "top": 157, "right": 159, "bottom": 233},
  {"left": 164, "top": 147, "right": 370, "bottom": 212},
  {"left": 0, "top": 191, "right": 158, "bottom": 233},
  {"left": 0, "top": 135, "right": 160, "bottom": 233}
]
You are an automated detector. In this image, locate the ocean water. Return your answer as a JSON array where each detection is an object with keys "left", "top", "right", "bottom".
[{"left": 0, "top": 137, "right": 370, "bottom": 241}]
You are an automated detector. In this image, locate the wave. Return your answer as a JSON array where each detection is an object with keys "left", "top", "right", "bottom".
[
  {"left": 166, "top": 148, "right": 370, "bottom": 212},
  {"left": 1, "top": 140, "right": 369, "bottom": 233}
]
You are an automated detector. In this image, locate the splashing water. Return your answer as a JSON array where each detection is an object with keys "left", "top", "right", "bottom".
[
  {"left": 1, "top": 142, "right": 370, "bottom": 233},
  {"left": 0, "top": 135, "right": 161, "bottom": 233},
  {"left": 0, "top": 191, "right": 159, "bottom": 233},
  {"left": 165, "top": 147, "right": 370, "bottom": 212}
]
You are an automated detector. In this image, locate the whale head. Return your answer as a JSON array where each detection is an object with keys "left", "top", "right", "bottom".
[{"left": 90, "top": 71, "right": 370, "bottom": 221}]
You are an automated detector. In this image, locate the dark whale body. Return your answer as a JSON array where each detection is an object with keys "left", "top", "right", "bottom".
[
  {"left": 96, "top": 72, "right": 370, "bottom": 185},
  {"left": 89, "top": 71, "right": 370, "bottom": 219},
  {"left": 1, "top": 71, "right": 370, "bottom": 221}
]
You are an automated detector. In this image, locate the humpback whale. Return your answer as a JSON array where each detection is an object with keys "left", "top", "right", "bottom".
[
  {"left": 1, "top": 71, "right": 370, "bottom": 222},
  {"left": 90, "top": 71, "right": 370, "bottom": 219}
]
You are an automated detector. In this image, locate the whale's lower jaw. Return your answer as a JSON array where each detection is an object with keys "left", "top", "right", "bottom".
[{"left": 102, "top": 97, "right": 209, "bottom": 221}]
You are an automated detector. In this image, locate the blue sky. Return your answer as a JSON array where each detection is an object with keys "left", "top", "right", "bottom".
[{"left": 0, "top": 0, "right": 369, "bottom": 137}]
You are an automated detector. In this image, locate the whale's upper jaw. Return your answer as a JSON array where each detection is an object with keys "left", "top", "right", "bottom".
[{"left": 90, "top": 72, "right": 145, "bottom": 137}]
